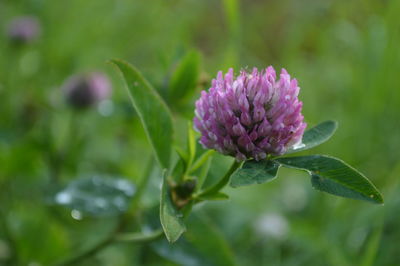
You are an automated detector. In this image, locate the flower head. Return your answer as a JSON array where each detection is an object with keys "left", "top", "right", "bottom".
[
  {"left": 62, "top": 72, "right": 111, "bottom": 109},
  {"left": 194, "top": 67, "right": 306, "bottom": 161},
  {"left": 7, "top": 16, "right": 41, "bottom": 43}
]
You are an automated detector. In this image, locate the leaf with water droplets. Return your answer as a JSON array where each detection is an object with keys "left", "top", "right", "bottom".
[
  {"left": 276, "top": 155, "right": 383, "bottom": 204},
  {"left": 54, "top": 175, "right": 136, "bottom": 217},
  {"left": 287, "top": 120, "right": 338, "bottom": 154}
]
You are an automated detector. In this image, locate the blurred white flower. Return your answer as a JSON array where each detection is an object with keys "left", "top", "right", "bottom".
[
  {"left": 254, "top": 212, "right": 290, "bottom": 240},
  {"left": 282, "top": 182, "right": 308, "bottom": 212}
]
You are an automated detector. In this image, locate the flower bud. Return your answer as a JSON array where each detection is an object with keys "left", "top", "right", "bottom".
[
  {"left": 6, "top": 16, "right": 41, "bottom": 43},
  {"left": 61, "top": 72, "right": 111, "bottom": 109},
  {"left": 194, "top": 67, "right": 306, "bottom": 161}
]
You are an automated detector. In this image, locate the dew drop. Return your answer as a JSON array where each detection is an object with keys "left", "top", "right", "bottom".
[
  {"left": 71, "top": 210, "right": 83, "bottom": 220},
  {"left": 55, "top": 192, "right": 71, "bottom": 204},
  {"left": 292, "top": 142, "right": 305, "bottom": 150},
  {"left": 113, "top": 196, "right": 125, "bottom": 210},
  {"left": 94, "top": 198, "right": 107, "bottom": 209}
]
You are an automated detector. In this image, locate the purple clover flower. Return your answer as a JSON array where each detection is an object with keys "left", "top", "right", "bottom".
[
  {"left": 62, "top": 72, "right": 111, "bottom": 109},
  {"left": 6, "top": 16, "right": 41, "bottom": 43},
  {"left": 194, "top": 67, "right": 307, "bottom": 161}
]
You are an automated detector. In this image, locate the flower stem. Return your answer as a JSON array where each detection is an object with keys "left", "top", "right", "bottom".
[
  {"left": 114, "top": 228, "right": 163, "bottom": 242},
  {"left": 196, "top": 160, "right": 242, "bottom": 198},
  {"left": 55, "top": 233, "right": 114, "bottom": 266},
  {"left": 54, "top": 227, "right": 163, "bottom": 266}
]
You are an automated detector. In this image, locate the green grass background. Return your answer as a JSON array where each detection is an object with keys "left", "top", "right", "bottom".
[{"left": 0, "top": 0, "right": 399, "bottom": 265}]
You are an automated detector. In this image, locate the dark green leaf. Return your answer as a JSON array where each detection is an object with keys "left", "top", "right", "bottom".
[
  {"left": 276, "top": 155, "right": 383, "bottom": 204},
  {"left": 160, "top": 171, "right": 186, "bottom": 243},
  {"left": 54, "top": 176, "right": 135, "bottom": 216},
  {"left": 111, "top": 59, "right": 173, "bottom": 169},
  {"left": 287, "top": 120, "right": 337, "bottom": 154},
  {"left": 230, "top": 160, "right": 280, "bottom": 187},
  {"left": 169, "top": 50, "right": 201, "bottom": 102}
]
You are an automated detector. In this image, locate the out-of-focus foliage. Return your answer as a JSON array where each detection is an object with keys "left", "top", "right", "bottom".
[{"left": 0, "top": 0, "right": 399, "bottom": 265}]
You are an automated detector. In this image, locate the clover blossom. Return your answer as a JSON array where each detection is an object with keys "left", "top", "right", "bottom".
[
  {"left": 7, "top": 16, "right": 41, "bottom": 43},
  {"left": 62, "top": 72, "right": 111, "bottom": 109},
  {"left": 194, "top": 67, "right": 306, "bottom": 161}
]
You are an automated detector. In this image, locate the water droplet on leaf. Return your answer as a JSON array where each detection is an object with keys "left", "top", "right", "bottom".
[{"left": 71, "top": 210, "right": 83, "bottom": 220}]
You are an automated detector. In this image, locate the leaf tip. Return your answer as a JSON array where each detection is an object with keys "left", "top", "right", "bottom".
[
  {"left": 163, "top": 226, "right": 187, "bottom": 244},
  {"left": 371, "top": 193, "right": 384, "bottom": 205},
  {"left": 329, "top": 120, "right": 339, "bottom": 131}
]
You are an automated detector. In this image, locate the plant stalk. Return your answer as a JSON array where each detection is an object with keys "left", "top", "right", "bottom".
[{"left": 196, "top": 160, "right": 241, "bottom": 198}]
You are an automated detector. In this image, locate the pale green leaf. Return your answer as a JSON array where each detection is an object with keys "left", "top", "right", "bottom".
[
  {"left": 111, "top": 59, "right": 173, "bottom": 169},
  {"left": 169, "top": 50, "right": 201, "bottom": 102}
]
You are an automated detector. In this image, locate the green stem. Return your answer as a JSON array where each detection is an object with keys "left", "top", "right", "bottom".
[
  {"left": 114, "top": 229, "right": 163, "bottom": 242},
  {"left": 128, "top": 156, "right": 154, "bottom": 212},
  {"left": 54, "top": 227, "right": 163, "bottom": 266},
  {"left": 0, "top": 209, "right": 18, "bottom": 265},
  {"left": 55, "top": 231, "right": 115, "bottom": 266},
  {"left": 197, "top": 160, "right": 241, "bottom": 198}
]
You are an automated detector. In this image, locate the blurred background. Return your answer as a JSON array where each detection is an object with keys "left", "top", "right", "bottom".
[{"left": 1, "top": 0, "right": 399, "bottom": 265}]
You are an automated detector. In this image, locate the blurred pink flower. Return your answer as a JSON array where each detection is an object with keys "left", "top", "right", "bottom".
[
  {"left": 7, "top": 16, "right": 41, "bottom": 43},
  {"left": 62, "top": 72, "right": 111, "bottom": 109}
]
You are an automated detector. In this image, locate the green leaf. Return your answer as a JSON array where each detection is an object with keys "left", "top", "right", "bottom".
[
  {"left": 169, "top": 50, "right": 201, "bottom": 102},
  {"left": 276, "top": 155, "right": 383, "bottom": 204},
  {"left": 287, "top": 120, "right": 338, "bottom": 154},
  {"left": 160, "top": 171, "right": 186, "bottom": 243},
  {"left": 190, "top": 150, "right": 215, "bottom": 174},
  {"left": 111, "top": 59, "right": 173, "bottom": 169},
  {"left": 174, "top": 146, "right": 189, "bottom": 166},
  {"left": 195, "top": 154, "right": 212, "bottom": 192},
  {"left": 54, "top": 176, "right": 135, "bottom": 216},
  {"left": 230, "top": 160, "right": 280, "bottom": 187}
]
